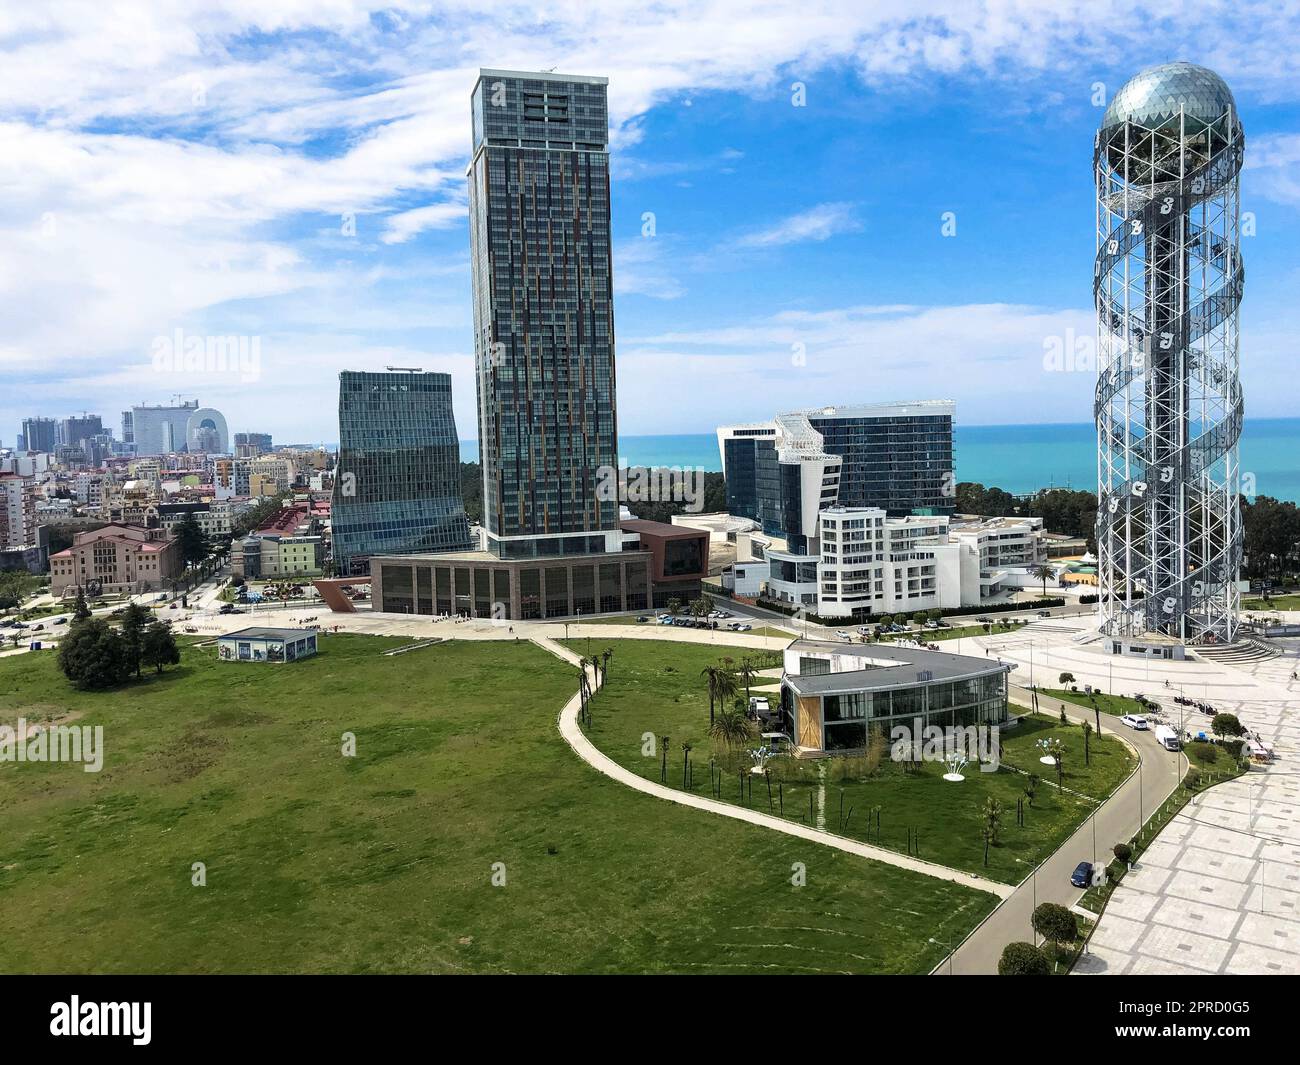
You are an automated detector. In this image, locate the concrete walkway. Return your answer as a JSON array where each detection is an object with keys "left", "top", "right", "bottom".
[{"left": 532, "top": 634, "right": 1014, "bottom": 900}]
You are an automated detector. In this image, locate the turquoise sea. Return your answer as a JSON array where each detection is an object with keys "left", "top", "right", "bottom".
[{"left": 460, "top": 417, "right": 1300, "bottom": 503}]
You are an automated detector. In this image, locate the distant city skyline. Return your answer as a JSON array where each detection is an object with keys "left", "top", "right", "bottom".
[{"left": 5, "top": 4, "right": 1300, "bottom": 446}]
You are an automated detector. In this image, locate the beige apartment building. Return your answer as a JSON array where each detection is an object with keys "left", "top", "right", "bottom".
[{"left": 49, "top": 524, "right": 183, "bottom": 595}]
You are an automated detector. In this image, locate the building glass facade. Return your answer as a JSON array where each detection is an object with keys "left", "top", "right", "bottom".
[
  {"left": 330, "top": 370, "right": 472, "bottom": 576},
  {"left": 721, "top": 404, "right": 956, "bottom": 526},
  {"left": 806, "top": 406, "right": 954, "bottom": 515},
  {"left": 468, "top": 70, "right": 619, "bottom": 556}
]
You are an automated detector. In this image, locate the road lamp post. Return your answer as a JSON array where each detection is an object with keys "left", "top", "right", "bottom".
[{"left": 928, "top": 936, "right": 955, "bottom": 976}]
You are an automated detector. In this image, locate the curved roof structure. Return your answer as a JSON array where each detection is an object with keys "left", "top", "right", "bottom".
[{"left": 1102, "top": 62, "right": 1236, "bottom": 131}]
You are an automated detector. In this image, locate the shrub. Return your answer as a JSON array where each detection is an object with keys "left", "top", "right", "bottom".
[
  {"left": 1112, "top": 842, "right": 1132, "bottom": 863},
  {"left": 998, "top": 941, "right": 1051, "bottom": 976},
  {"left": 1186, "top": 741, "right": 1219, "bottom": 766},
  {"left": 1221, "top": 738, "right": 1245, "bottom": 761}
]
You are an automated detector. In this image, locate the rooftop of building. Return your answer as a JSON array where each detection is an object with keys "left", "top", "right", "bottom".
[
  {"left": 256, "top": 504, "right": 311, "bottom": 535},
  {"left": 794, "top": 399, "right": 956, "bottom": 419},
  {"left": 620, "top": 518, "right": 709, "bottom": 540},
  {"left": 477, "top": 67, "right": 608, "bottom": 87},
  {"left": 950, "top": 515, "right": 1044, "bottom": 533},
  {"left": 49, "top": 523, "right": 171, "bottom": 557},
  {"left": 782, "top": 637, "right": 1010, "bottom": 696},
  {"left": 219, "top": 627, "right": 317, "bottom": 641}
]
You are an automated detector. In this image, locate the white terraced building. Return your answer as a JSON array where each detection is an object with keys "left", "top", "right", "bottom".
[{"left": 727, "top": 507, "right": 1051, "bottom": 618}]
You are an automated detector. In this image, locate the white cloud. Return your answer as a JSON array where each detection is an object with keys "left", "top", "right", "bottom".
[
  {"left": 3, "top": 1, "right": 1300, "bottom": 441},
  {"left": 733, "top": 201, "right": 860, "bottom": 248},
  {"left": 381, "top": 201, "right": 466, "bottom": 244}
]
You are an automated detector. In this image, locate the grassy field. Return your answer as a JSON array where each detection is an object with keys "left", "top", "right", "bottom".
[
  {"left": 571, "top": 639, "right": 1134, "bottom": 885},
  {"left": 578, "top": 615, "right": 793, "bottom": 639},
  {"left": 0, "top": 634, "right": 997, "bottom": 974},
  {"left": 879, "top": 622, "right": 1021, "bottom": 643},
  {"left": 1037, "top": 688, "right": 1145, "bottom": 718},
  {"left": 1243, "top": 595, "right": 1300, "bottom": 611}
]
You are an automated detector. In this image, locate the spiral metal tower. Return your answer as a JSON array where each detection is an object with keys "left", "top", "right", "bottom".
[{"left": 1094, "top": 63, "right": 1244, "bottom": 646}]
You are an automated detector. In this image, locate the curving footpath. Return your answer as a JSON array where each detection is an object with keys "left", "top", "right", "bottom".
[{"left": 534, "top": 634, "right": 1014, "bottom": 900}]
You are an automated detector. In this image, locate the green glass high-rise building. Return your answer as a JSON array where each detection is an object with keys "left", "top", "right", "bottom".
[
  {"left": 330, "top": 370, "right": 472, "bottom": 576},
  {"left": 468, "top": 68, "right": 621, "bottom": 559}
]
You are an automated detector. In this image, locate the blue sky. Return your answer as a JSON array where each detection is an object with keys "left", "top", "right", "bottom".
[{"left": 3, "top": 1, "right": 1300, "bottom": 445}]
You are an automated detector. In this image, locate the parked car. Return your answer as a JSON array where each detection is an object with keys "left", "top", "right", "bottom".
[
  {"left": 635, "top": 615, "right": 650, "bottom": 623},
  {"left": 1037, "top": 609, "right": 1052, "bottom": 617},
  {"left": 734, "top": 623, "right": 752, "bottom": 632},
  {"left": 1119, "top": 714, "right": 1149, "bottom": 731},
  {"left": 856, "top": 626, "right": 872, "bottom": 635},
  {"left": 835, "top": 630, "right": 852, "bottom": 641},
  {"left": 1070, "top": 861, "right": 1093, "bottom": 888},
  {"left": 53, "top": 617, "right": 68, "bottom": 625}
]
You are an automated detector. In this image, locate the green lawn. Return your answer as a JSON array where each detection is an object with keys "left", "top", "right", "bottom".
[
  {"left": 579, "top": 615, "right": 793, "bottom": 638},
  {"left": 1243, "top": 595, "right": 1300, "bottom": 611},
  {"left": 572, "top": 639, "right": 1134, "bottom": 885},
  {"left": 1037, "top": 687, "right": 1146, "bottom": 718},
  {"left": 0, "top": 635, "right": 996, "bottom": 974},
  {"left": 879, "top": 622, "right": 1021, "bottom": 643}
]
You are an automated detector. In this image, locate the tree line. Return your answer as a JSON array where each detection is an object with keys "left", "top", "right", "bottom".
[
  {"left": 956, "top": 482, "right": 1300, "bottom": 580},
  {"left": 56, "top": 595, "right": 181, "bottom": 690}
]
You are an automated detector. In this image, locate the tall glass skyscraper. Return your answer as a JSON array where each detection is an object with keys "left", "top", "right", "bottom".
[
  {"left": 468, "top": 69, "right": 620, "bottom": 559},
  {"left": 330, "top": 370, "right": 472, "bottom": 576}
]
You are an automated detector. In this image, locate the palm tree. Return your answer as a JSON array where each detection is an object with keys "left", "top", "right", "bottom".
[
  {"left": 709, "top": 708, "right": 755, "bottom": 750},
  {"left": 1029, "top": 563, "right": 1054, "bottom": 598},
  {"left": 577, "top": 658, "right": 591, "bottom": 721},
  {"left": 667, "top": 597, "right": 682, "bottom": 618},
  {"left": 737, "top": 657, "right": 758, "bottom": 709},
  {"left": 600, "top": 647, "right": 612, "bottom": 684},
  {"left": 981, "top": 796, "right": 1004, "bottom": 866},
  {"left": 701, "top": 664, "right": 737, "bottom": 727}
]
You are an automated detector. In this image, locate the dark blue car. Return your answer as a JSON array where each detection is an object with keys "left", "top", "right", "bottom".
[{"left": 1070, "top": 861, "right": 1093, "bottom": 888}]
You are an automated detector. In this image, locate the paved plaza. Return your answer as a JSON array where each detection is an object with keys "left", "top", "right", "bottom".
[{"left": 974, "top": 619, "right": 1300, "bottom": 976}]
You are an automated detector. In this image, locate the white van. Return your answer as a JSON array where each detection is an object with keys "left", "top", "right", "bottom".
[{"left": 1154, "top": 724, "right": 1181, "bottom": 752}]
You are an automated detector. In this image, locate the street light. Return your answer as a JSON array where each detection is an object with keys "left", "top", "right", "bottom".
[{"left": 928, "top": 936, "right": 955, "bottom": 976}]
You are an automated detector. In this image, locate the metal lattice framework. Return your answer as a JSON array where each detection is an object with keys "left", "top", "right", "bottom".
[{"left": 1094, "top": 63, "right": 1244, "bottom": 645}]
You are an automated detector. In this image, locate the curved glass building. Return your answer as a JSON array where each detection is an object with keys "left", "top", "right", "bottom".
[{"left": 330, "top": 370, "right": 473, "bottom": 576}]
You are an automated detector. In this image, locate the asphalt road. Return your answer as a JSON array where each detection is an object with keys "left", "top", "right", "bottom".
[{"left": 936, "top": 685, "right": 1185, "bottom": 974}]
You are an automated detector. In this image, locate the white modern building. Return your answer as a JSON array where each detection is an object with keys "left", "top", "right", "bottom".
[
  {"left": 123, "top": 401, "right": 228, "bottom": 455},
  {"left": 724, "top": 506, "right": 1050, "bottom": 619}
]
